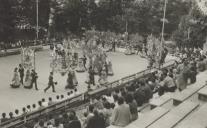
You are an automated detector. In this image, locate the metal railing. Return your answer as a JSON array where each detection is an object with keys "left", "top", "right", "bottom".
[{"left": 0, "top": 59, "right": 176, "bottom": 128}]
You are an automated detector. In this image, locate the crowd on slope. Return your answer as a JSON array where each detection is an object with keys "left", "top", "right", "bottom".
[{"left": 1, "top": 48, "right": 207, "bottom": 128}]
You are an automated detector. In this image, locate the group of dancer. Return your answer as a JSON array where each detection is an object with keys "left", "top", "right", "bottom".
[{"left": 10, "top": 64, "right": 38, "bottom": 90}]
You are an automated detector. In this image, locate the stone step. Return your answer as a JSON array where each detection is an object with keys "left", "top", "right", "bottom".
[
  {"left": 125, "top": 107, "right": 169, "bottom": 128},
  {"left": 175, "top": 103, "right": 207, "bottom": 128},
  {"left": 149, "top": 93, "right": 172, "bottom": 109},
  {"left": 148, "top": 101, "right": 199, "bottom": 128},
  {"left": 198, "top": 85, "right": 207, "bottom": 101},
  {"left": 172, "top": 84, "right": 206, "bottom": 106}
]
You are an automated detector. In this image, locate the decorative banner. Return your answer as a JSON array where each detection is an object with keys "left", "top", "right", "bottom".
[
  {"left": 195, "top": 0, "right": 207, "bottom": 15},
  {"left": 21, "top": 47, "right": 35, "bottom": 69}
]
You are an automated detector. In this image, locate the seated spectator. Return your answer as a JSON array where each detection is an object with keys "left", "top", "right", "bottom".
[
  {"left": 67, "top": 92, "right": 71, "bottom": 97},
  {"left": 27, "top": 105, "right": 31, "bottom": 112},
  {"left": 61, "top": 113, "right": 69, "bottom": 127},
  {"left": 86, "top": 110, "right": 106, "bottom": 128},
  {"left": 48, "top": 97, "right": 55, "bottom": 106},
  {"left": 14, "top": 109, "right": 19, "bottom": 117},
  {"left": 197, "top": 57, "right": 206, "bottom": 72},
  {"left": 74, "top": 88, "right": 80, "bottom": 95},
  {"left": 38, "top": 101, "right": 44, "bottom": 110},
  {"left": 46, "top": 121, "right": 54, "bottom": 128},
  {"left": 9, "top": 112, "right": 14, "bottom": 119},
  {"left": 104, "top": 91, "right": 114, "bottom": 103},
  {"left": 0, "top": 113, "right": 8, "bottom": 124},
  {"left": 32, "top": 104, "right": 36, "bottom": 110},
  {"left": 34, "top": 119, "right": 45, "bottom": 128},
  {"left": 111, "top": 96, "right": 131, "bottom": 127},
  {"left": 56, "top": 95, "right": 60, "bottom": 102},
  {"left": 125, "top": 93, "right": 138, "bottom": 121},
  {"left": 67, "top": 111, "right": 81, "bottom": 128},
  {"left": 82, "top": 112, "right": 88, "bottom": 128},
  {"left": 42, "top": 98, "right": 48, "bottom": 107},
  {"left": 134, "top": 85, "right": 145, "bottom": 106},
  {"left": 60, "top": 95, "right": 64, "bottom": 101},
  {"left": 112, "top": 94, "right": 119, "bottom": 107},
  {"left": 102, "top": 102, "right": 112, "bottom": 127},
  {"left": 94, "top": 97, "right": 104, "bottom": 110},
  {"left": 22, "top": 107, "right": 27, "bottom": 115},
  {"left": 54, "top": 118, "right": 64, "bottom": 128},
  {"left": 85, "top": 105, "right": 95, "bottom": 125},
  {"left": 158, "top": 73, "right": 177, "bottom": 96},
  {"left": 47, "top": 114, "right": 55, "bottom": 126}
]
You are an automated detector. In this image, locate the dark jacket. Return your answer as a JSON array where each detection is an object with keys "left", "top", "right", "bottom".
[{"left": 86, "top": 114, "right": 106, "bottom": 128}]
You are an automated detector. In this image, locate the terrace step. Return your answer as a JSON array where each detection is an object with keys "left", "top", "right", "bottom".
[{"left": 148, "top": 101, "right": 199, "bottom": 128}]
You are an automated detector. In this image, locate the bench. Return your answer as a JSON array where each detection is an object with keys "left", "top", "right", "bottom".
[
  {"left": 175, "top": 103, "right": 207, "bottom": 128},
  {"left": 149, "top": 93, "right": 172, "bottom": 109},
  {"left": 198, "top": 85, "right": 207, "bottom": 101},
  {"left": 148, "top": 101, "right": 199, "bottom": 128},
  {"left": 172, "top": 84, "right": 206, "bottom": 106},
  {"left": 125, "top": 107, "right": 169, "bottom": 128}
]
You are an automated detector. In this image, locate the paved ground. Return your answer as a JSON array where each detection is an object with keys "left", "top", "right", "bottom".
[{"left": 0, "top": 50, "right": 151, "bottom": 114}]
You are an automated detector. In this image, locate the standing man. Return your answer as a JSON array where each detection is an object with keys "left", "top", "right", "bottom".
[
  {"left": 88, "top": 66, "right": 95, "bottom": 90},
  {"left": 112, "top": 39, "right": 116, "bottom": 52},
  {"left": 83, "top": 55, "right": 87, "bottom": 70},
  {"left": 30, "top": 69, "right": 38, "bottom": 90},
  {"left": 18, "top": 64, "right": 24, "bottom": 85},
  {"left": 44, "top": 72, "right": 56, "bottom": 93}
]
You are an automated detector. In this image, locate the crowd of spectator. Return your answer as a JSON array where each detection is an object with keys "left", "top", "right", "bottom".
[{"left": 1, "top": 47, "right": 207, "bottom": 128}]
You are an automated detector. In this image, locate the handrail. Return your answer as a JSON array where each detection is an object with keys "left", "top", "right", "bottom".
[{"left": 0, "top": 59, "right": 176, "bottom": 128}]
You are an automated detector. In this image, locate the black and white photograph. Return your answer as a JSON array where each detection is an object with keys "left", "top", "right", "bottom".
[{"left": 0, "top": 0, "right": 207, "bottom": 128}]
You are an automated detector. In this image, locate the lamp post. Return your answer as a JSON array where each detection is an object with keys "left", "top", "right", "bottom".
[
  {"left": 36, "top": 0, "right": 39, "bottom": 41},
  {"left": 161, "top": 0, "right": 167, "bottom": 43}
]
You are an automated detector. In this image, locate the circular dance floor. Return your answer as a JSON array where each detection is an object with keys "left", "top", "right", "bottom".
[{"left": 0, "top": 50, "right": 149, "bottom": 114}]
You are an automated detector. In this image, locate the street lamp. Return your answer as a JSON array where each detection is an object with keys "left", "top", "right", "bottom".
[
  {"left": 36, "top": 0, "right": 39, "bottom": 41},
  {"left": 161, "top": 0, "right": 168, "bottom": 43}
]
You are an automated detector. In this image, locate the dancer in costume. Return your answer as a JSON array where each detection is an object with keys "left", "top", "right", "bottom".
[
  {"left": 18, "top": 64, "right": 24, "bottom": 85},
  {"left": 72, "top": 69, "right": 78, "bottom": 86},
  {"left": 24, "top": 69, "right": 32, "bottom": 89},
  {"left": 10, "top": 68, "right": 20, "bottom": 88},
  {"left": 98, "top": 68, "right": 108, "bottom": 86},
  {"left": 83, "top": 55, "right": 87, "bottom": 70},
  {"left": 107, "top": 61, "right": 114, "bottom": 76},
  {"left": 76, "top": 58, "right": 86, "bottom": 72},
  {"left": 65, "top": 71, "right": 74, "bottom": 89}
]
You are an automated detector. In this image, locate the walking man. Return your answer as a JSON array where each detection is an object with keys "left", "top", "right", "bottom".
[
  {"left": 30, "top": 69, "right": 38, "bottom": 90},
  {"left": 44, "top": 72, "right": 56, "bottom": 93},
  {"left": 18, "top": 64, "right": 24, "bottom": 85}
]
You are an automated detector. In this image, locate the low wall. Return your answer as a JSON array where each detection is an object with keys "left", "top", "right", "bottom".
[{"left": 0, "top": 45, "right": 43, "bottom": 57}]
